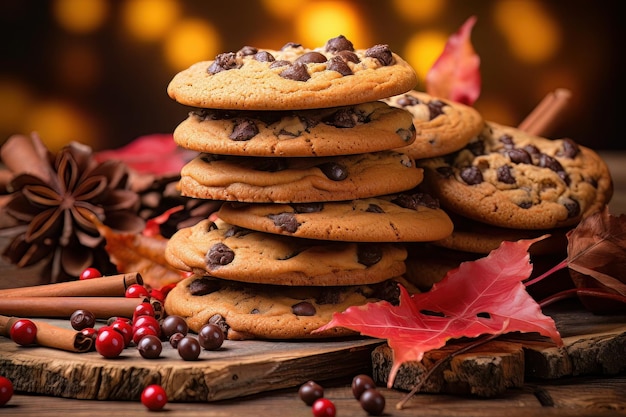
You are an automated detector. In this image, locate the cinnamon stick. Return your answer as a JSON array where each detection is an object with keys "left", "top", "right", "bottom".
[
  {"left": 0, "top": 315, "right": 93, "bottom": 353},
  {"left": 0, "top": 272, "right": 143, "bottom": 298},
  {"left": 0, "top": 296, "right": 159, "bottom": 319},
  {"left": 518, "top": 88, "right": 571, "bottom": 136}
]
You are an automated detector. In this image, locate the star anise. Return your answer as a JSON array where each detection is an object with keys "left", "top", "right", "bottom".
[{"left": 0, "top": 133, "right": 145, "bottom": 282}]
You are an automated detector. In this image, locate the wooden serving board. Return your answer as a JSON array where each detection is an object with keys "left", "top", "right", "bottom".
[
  {"left": 1, "top": 303, "right": 625, "bottom": 401},
  {"left": 0, "top": 325, "right": 382, "bottom": 402}
]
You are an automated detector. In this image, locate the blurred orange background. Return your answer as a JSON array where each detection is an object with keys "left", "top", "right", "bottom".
[{"left": 0, "top": 0, "right": 623, "bottom": 152}]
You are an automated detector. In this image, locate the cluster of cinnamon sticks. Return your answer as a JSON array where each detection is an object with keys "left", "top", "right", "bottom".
[{"left": 0, "top": 272, "right": 161, "bottom": 353}]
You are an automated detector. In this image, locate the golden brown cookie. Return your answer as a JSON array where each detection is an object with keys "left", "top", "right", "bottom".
[
  {"left": 178, "top": 151, "right": 422, "bottom": 203},
  {"left": 165, "top": 219, "right": 407, "bottom": 286},
  {"left": 167, "top": 36, "right": 417, "bottom": 110},
  {"left": 383, "top": 90, "right": 484, "bottom": 159},
  {"left": 173, "top": 101, "right": 416, "bottom": 157},
  {"left": 164, "top": 275, "right": 415, "bottom": 339},
  {"left": 217, "top": 192, "right": 454, "bottom": 242},
  {"left": 418, "top": 122, "right": 613, "bottom": 229}
]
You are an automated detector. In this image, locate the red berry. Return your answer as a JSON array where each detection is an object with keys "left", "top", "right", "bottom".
[
  {"left": 133, "top": 302, "right": 155, "bottom": 320},
  {"left": 79, "top": 267, "right": 102, "bottom": 280},
  {"left": 133, "top": 316, "right": 160, "bottom": 335},
  {"left": 141, "top": 384, "right": 167, "bottom": 411},
  {"left": 95, "top": 326, "right": 125, "bottom": 358},
  {"left": 312, "top": 398, "right": 336, "bottom": 417},
  {"left": 132, "top": 325, "right": 159, "bottom": 345},
  {"left": 80, "top": 327, "right": 97, "bottom": 340},
  {"left": 125, "top": 284, "right": 150, "bottom": 299},
  {"left": 110, "top": 319, "right": 134, "bottom": 347},
  {"left": 10, "top": 319, "right": 37, "bottom": 346},
  {"left": 0, "top": 376, "right": 13, "bottom": 406}
]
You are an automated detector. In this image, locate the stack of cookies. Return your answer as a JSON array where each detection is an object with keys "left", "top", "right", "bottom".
[
  {"left": 163, "top": 36, "right": 456, "bottom": 340},
  {"left": 383, "top": 92, "right": 613, "bottom": 292}
]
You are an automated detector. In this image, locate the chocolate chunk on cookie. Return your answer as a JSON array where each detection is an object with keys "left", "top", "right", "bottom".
[
  {"left": 383, "top": 90, "right": 484, "bottom": 159},
  {"left": 165, "top": 219, "right": 407, "bottom": 285},
  {"left": 418, "top": 122, "right": 613, "bottom": 229},
  {"left": 178, "top": 151, "right": 423, "bottom": 203},
  {"left": 217, "top": 193, "right": 454, "bottom": 242},
  {"left": 164, "top": 275, "right": 418, "bottom": 339},
  {"left": 167, "top": 36, "right": 417, "bottom": 110},
  {"left": 173, "top": 101, "right": 416, "bottom": 157}
]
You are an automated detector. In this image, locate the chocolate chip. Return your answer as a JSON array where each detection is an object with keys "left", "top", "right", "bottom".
[
  {"left": 562, "top": 198, "right": 580, "bottom": 218},
  {"left": 292, "top": 203, "right": 324, "bottom": 213},
  {"left": 325, "top": 35, "right": 354, "bottom": 53},
  {"left": 460, "top": 166, "right": 483, "bottom": 185},
  {"left": 230, "top": 119, "right": 259, "bottom": 141},
  {"left": 538, "top": 153, "right": 564, "bottom": 173},
  {"left": 279, "top": 62, "right": 310, "bottom": 81},
  {"left": 317, "top": 162, "right": 348, "bottom": 181},
  {"left": 326, "top": 56, "right": 353, "bottom": 76},
  {"left": 518, "top": 201, "right": 533, "bottom": 209},
  {"left": 498, "top": 134, "right": 515, "bottom": 149},
  {"left": 295, "top": 51, "right": 327, "bottom": 64},
  {"left": 292, "top": 301, "right": 316, "bottom": 316},
  {"left": 365, "top": 44, "right": 393, "bottom": 66},
  {"left": 558, "top": 170, "right": 571, "bottom": 185},
  {"left": 497, "top": 165, "right": 516, "bottom": 184},
  {"left": 224, "top": 225, "right": 250, "bottom": 238},
  {"left": 372, "top": 280, "right": 401, "bottom": 305},
  {"left": 254, "top": 50, "right": 276, "bottom": 62},
  {"left": 506, "top": 148, "right": 532, "bottom": 164},
  {"left": 206, "top": 243, "right": 235, "bottom": 267},
  {"left": 208, "top": 314, "right": 229, "bottom": 336},
  {"left": 270, "top": 60, "right": 291, "bottom": 69},
  {"left": 269, "top": 212, "right": 300, "bottom": 233},
  {"left": 357, "top": 244, "right": 383, "bottom": 266},
  {"left": 237, "top": 46, "right": 258, "bottom": 56},
  {"left": 189, "top": 278, "right": 221, "bottom": 296},
  {"left": 397, "top": 126, "right": 415, "bottom": 142},
  {"left": 396, "top": 94, "right": 420, "bottom": 107},
  {"left": 392, "top": 193, "right": 439, "bottom": 210},
  {"left": 523, "top": 144, "right": 541, "bottom": 158},
  {"left": 326, "top": 108, "right": 358, "bottom": 128},
  {"left": 281, "top": 42, "right": 301, "bottom": 50},
  {"left": 427, "top": 100, "right": 446, "bottom": 119},
  {"left": 208, "top": 52, "right": 241, "bottom": 74},
  {"left": 336, "top": 50, "right": 360, "bottom": 63},
  {"left": 366, "top": 204, "right": 385, "bottom": 213},
  {"left": 557, "top": 138, "right": 579, "bottom": 158},
  {"left": 250, "top": 308, "right": 260, "bottom": 314}
]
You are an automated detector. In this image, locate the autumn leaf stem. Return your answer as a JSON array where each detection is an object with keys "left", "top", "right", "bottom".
[
  {"left": 395, "top": 333, "right": 501, "bottom": 410},
  {"left": 523, "top": 258, "right": 568, "bottom": 287},
  {"left": 539, "top": 288, "right": 626, "bottom": 308}
]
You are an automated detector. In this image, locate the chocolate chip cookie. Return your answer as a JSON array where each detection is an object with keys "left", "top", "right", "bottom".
[
  {"left": 178, "top": 151, "right": 422, "bottom": 203},
  {"left": 383, "top": 90, "right": 484, "bottom": 159},
  {"left": 217, "top": 192, "right": 454, "bottom": 242},
  {"left": 418, "top": 122, "right": 613, "bottom": 229},
  {"left": 173, "top": 101, "right": 416, "bottom": 157},
  {"left": 167, "top": 35, "right": 418, "bottom": 110},
  {"left": 165, "top": 219, "right": 407, "bottom": 286},
  {"left": 164, "top": 275, "right": 415, "bottom": 339}
]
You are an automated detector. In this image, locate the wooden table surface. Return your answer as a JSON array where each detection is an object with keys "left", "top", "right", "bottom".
[{"left": 2, "top": 151, "right": 626, "bottom": 416}]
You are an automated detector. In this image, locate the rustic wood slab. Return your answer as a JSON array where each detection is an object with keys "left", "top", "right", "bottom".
[
  {"left": 0, "top": 321, "right": 382, "bottom": 402},
  {"left": 372, "top": 303, "right": 626, "bottom": 397}
]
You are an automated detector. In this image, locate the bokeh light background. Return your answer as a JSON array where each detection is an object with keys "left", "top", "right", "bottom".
[{"left": 0, "top": 0, "right": 623, "bottom": 152}]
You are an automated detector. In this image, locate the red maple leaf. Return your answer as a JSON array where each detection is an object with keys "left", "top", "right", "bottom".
[
  {"left": 94, "top": 133, "right": 195, "bottom": 176},
  {"left": 317, "top": 237, "right": 562, "bottom": 387},
  {"left": 425, "top": 16, "right": 481, "bottom": 106}
]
